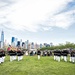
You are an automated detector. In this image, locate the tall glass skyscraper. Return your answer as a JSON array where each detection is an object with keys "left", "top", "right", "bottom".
[
  {"left": 11, "top": 37, "right": 15, "bottom": 43},
  {"left": 0, "top": 30, "right": 4, "bottom": 48},
  {"left": 11, "top": 37, "right": 15, "bottom": 47},
  {"left": 1, "top": 30, "right": 4, "bottom": 43},
  {"left": 17, "top": 41, "right": 20, "bottom": 47}
]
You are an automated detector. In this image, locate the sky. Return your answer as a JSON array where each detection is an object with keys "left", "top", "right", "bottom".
[{"left": 0, "top": 0, "right": 75, "bottom": 45}]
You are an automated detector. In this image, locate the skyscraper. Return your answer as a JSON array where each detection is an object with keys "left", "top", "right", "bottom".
[
  {"left": 15, "top": 38, "right": 18, "bottom": 46},
  {"left": 40, "top": 44, "right": 42, "bottom": 48},
  {"left": 25, "top": 40, "right": 29, "bottom": 49},
  {"left": 11, "top": 37, "right": 15, "bottom": 47},
  {"left": 17, "top": 41, "right": 20, "bottom": 47},
  {"left": 20, "top": 39, "right": 22, "bottom": 47},
  {"left": 1, "top": 30, "right": 4, "bottom": 43},
  {"left": 1, "top": 30, "right": 4, "bottom": 48},
  {"left": 11, "top": 37, "right": 15, "bottom": 43},
  {"left": 50, "top": 42, "right": 53, "bottom": 47},
  {"left": 27, "top": 40, "right": 29, "bottom": 49},
  {"left": 31, "top": 42, "right": 34, "bottom": 49}
]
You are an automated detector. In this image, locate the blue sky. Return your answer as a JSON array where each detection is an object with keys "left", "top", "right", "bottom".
[{"left": 0, "top": 0, "right": 75, "bottom": 45}]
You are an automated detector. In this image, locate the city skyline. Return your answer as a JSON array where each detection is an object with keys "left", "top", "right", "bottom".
[{"left": 0, "top": 0, "right": 75, "bottom": 45}]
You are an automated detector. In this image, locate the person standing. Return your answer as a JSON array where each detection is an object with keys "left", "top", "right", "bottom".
[
  {"left": 63, "top": 50, "right": 68, "bottom": 62},
  {"left": 9, "top": 50, "right": 14, "bottom": 62},
  {"left": 70, "top": 50, "right": 75, "bottom": 63},
  {"left": 37, "top": 50, "right": 41, "bottom": 60},
  {"left": 1, "top": 50, "right": 6, "bottom": 63},
  {"left": 17, "top": 49, "right": 24, "bottom": 61},
  {"left": 0, "top": 50, "right": 2, "bottom": 64},
  {"left": 25, "top": 51, "right": 28, "bottom": 56}
]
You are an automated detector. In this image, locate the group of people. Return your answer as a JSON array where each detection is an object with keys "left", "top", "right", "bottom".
[
  {"left": 0, "top": 49, "right": 75, "bottom": 64},
  {"left": 0, "top": 50, "right": 5, "bottom": 64},
  {"left": 41, "top": 51, "right": 52, "bottom": 56},
  {"left": 29, "top": 50, "right": 52, "bottom": 56},
  {"left": 53, "top": 50, "right": 75, "bottom": 63},
  {"left": 37, "top": 50, "right": 75, "bottom": 63},
  {"left": 8, "top": 50, "right": 24, "bottom": 62},
  {"left": 53, "top": 50, "right": 69, "bottom": 62}
]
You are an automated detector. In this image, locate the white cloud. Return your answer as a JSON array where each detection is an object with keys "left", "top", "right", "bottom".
[
  {"left": 0, "top": 2, "right": 7, "bottom": 7},
  {"left": 46, "top": 9, "right": 75, "bottom": 29},
  {"left": 0, "top": 0, "right": 74, "bottom": 32}
]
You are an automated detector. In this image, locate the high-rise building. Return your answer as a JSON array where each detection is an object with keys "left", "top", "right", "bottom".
[
  {"left": 17, "top": 41, "right": 20, "bottom": 47},
  {"left": 43, "top": 43, "right": 47, "bottom": 47},
  {"left": 40, "top": 44, "right": 42, "bottom": 48},
  {"left": 1, "top": 30, "right": 4, "bottom": 43},
  {"left": 11, "top": 37, "right": 15, "bottom": 47},
  {"left": 31, "top": 42, "right": 34, "bottom": 49},
  {"left": 22, "top": 42, "right": 25, "bottom": 47},
  {"left": 46, "top": 44, "right": 50, "bottom": 47},
  {"left": 0, "top": 41, "right": 2, "bottom": 48},
  {"left": 28, "top": 43, "right": 31, "bottom": 50},
  {"left": 15, "top": 38, "right": 18, "bottom": 47},
  {"left": 20, "top": 39, "right": 22, "bottom": 47},
  {"left": 25, "top": 40, "right": 29, "bottom": 49},
  {"left": 11, "top": 37, "right": 15, "bottom": 43},
  {"left": 0, "top": 30, "right": 4, "bottom": 48},
  {"left": 27, "top": 40, "right": 29, "bottom": 49},
  {"left": 25, "top": 41, "right": 27, "bottom": 49},
  {"left": 50, "top": 42, "right": 53, "bottom": 47}
]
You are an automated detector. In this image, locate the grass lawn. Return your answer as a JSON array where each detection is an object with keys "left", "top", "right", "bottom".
[{"left": 0, "top": 55, "right": 75, "bottom": 75}]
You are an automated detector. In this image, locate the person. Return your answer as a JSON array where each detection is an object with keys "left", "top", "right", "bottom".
[
  {"left": 9, "top": 50, "right": 14, "bottom": 62},
  {"left": 13, "top": 50, "right": 17, "bottom": 60},
  {"left": 53, "top": 50, "right": 61, "bottom": 62},
  {"left": 1, "top": 50, "right": 6, "bottom": 63},
  {"left": 7, "top": 45, "right": 12, "bottom": 52},
  {"left": 17, "top": 49, "right": 24, "bottom": 61},
  {"left": 70, "top": 50, "right": 75, "bottom": 63},
  {"left": 57, "top": 51, "right": 61, "bottom": 62},
  {"left": 53, "top": 50, "right": 57, "bottom": 61},
  {"left": 0, "top": 50, "right": 2, "bottom": 64},
  {"left": 25, "top": 51, "right": 28, "bottom": 56},
  {"left": 50, "top": 51, "right": 52, "bottom": 56},
  {"left": 63, "top": 50, "right": 69, "bottom": 62},
  {"left": 37, "top": 50, "right": 41, "bottom": 60},
  {"left": 61, "top": 50, "right": 64, "bottom": 60},
  {"left": 44, "top": 51, "right": 47, "bottom": 56},
  {"left": 30, "top": 51, "right": 33, "bottom": 56},
  {"left": 70, "top": 51, "right": 72, "bottom": 62}
]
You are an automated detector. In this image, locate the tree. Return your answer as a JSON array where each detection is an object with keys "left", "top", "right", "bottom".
[{"left": 40, "top": 42, "right": 75, "bottom": 51}]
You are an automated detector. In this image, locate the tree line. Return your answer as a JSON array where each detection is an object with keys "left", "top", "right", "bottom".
[{"left": 40, "top": 42, "right": 75, "bottom": 50}]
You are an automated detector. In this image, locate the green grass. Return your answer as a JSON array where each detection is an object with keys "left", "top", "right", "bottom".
[{"left": 0, "top": 56, "right": 75, "bottom": 75}]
